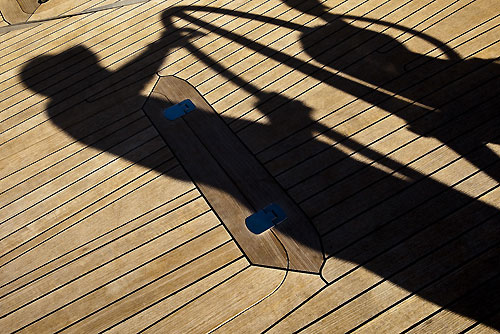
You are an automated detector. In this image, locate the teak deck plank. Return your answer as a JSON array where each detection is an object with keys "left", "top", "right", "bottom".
[
  {"left": 0, "top": 147, "right": 179, "bottom": 266},
  {"left": 0, "top": 1, "right": 30, "bottom": 25},
  {"left": 280, "top": 70, "right": 498, "bottom": 195},
  {"left": 1, "top": 224, "right": 234, "bottom": 332},
  {"left": 0, "top": 125, "right": 161, "bottom": 223},
  {"left": 65, "top": 243, "right": 246, "bottom": 333},
  {"left": 404, "top": 276, "right": 500, "bottom": 334},
  {"left": 304, "top": 245, "right": 500, "bottom": 333},
  {"left": 321, "top": 186, "right": 500, "bottom": 282},
  {"left": 1, "top": 0, "right": 499, "bottom": 332},
  {"left": 0, "top": 110, "right": 146, "bottom": 195},
  {"left": 0, "top": 189, "right": 203, "bottom": 297},
  {"left": 140, "top": 265, "right": 288, "bottom": 334},
  {"left": 366, "top": 275, "right": 500, "bottom": 334},
  {"left": 211, "top": 271, "right": 325, "bottom": 333},
  {"left": 464, "top": 311, "right": 500, "bottom": 334},
  {"left": 328, "top": 219, "right": 500, "bottom": 333},
  {"left": 304, "top": 116, "right": 498, "bottom": 228},
  {"left": 144, "top": 75, "right": 323, "bottom": 273},
  {"left": 1, "top": 210, "right": 222, "bottom": 318},
  {"left": 204, "top": 0, "right": 450, "bottom": 124},
  {"left": 105, "top": 257, "right": 250, "bottom": 333},
  {"left": 255, "top": 13, "right": 500, "bottom": 163}
]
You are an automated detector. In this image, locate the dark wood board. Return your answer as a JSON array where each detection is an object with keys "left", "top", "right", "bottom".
[{"left": 143, "top": 75, "right": 323, "bottom": 273}]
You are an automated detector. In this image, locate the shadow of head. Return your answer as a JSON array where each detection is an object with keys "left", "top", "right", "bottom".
[
  {"left": 15, "top": 5, "right": 500, "bottom": 330},
  {"left": 21, "top": 46, "right": 103, "bottom": 100},
  {"left": 280, "top": 0, "right": 330, "bottom": 17}
]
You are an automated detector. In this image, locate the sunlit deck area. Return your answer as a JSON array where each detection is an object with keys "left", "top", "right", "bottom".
[{"left": 1, "top": 0, "right": 499, "bottom": 332}]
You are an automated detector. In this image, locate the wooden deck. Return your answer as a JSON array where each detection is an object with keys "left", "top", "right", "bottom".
[{"left": 1, "top": 0, "right": 499, "bottom": 332}]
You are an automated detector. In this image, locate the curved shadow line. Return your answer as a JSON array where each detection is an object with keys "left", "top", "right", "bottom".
[
  {"left": 16, "top": 3, "right": 500, "bottom": 330},
  {"left": 165, "top": 5, "right": 461, "bottom": 59},
  {"left": 160, "top": 6, "right": 450, "bottom": 120}
]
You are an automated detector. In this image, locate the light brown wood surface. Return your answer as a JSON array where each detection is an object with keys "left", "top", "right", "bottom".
[
  {"left": 16, "top": 0, "right": 39, "bottom": 14},
  {"left": 0, "top": 0, "right": 33, "bottom": 24},
  {"left": 1, "top": 0, "right": 499, "bottom": 332},
  {"left": 143, "top": 75, "right": 323, "bottom": 272}
]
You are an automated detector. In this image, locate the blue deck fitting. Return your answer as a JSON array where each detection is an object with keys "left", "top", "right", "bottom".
[
  {"left": 245, "top": 203, "right": 287, "bottom": 234},
  {"left": 163, "top": 99, "right": 196, "bottom": 120}
]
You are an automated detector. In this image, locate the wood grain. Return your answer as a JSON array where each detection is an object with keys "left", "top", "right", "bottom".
[
  {"left": 143, "top": 75, "right": 323, "bottom": 273},
  {"left": 0, "top": 0, "right": 33, "bottom": 24},
  {"left": 1, "top": 0, "right": 499, "bottom": 332}
]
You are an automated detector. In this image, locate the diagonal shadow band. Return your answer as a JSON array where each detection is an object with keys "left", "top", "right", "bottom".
[{"left": 16, "top": 1, "right": 500, "bottom": 329}]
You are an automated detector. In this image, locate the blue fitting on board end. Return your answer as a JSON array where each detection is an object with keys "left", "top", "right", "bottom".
[
  {"left": 245, "top": 203, "right": 287, "bottom": 234},
  {"left": 163, "top": 99, "right": 196, "bottom": 120}
]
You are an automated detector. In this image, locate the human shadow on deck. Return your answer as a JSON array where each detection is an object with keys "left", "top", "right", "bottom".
[{"left": 21, "top": 0, "right": 500, "bottom": 330}]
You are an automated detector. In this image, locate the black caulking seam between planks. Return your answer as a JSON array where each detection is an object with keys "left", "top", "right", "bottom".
[
  {"left": 321, "top": 184, "right": 500, "bottom": 279},
  {"left": 0, "top": 124, "right": 159, "bottom": 213},
  {"left": 0, "top": 209, "right": 217, "bottom": 319},
  {"left": 398, "top": 273, "right": 500, "bottom": 333},
  {"left": 144, "top": 75, "right": 323, "bottom": 272},
  {"left": 0, "top": 0, "right": 110, "bottom": 47},
  {"left": 176, "top": 0, "right": 304, "bottom": 79},
  {"left": 78, "top": 254, "right": 247, "bottom": 334},
  {"left": 260, "top": 210, "right": 500, "bottom": 332},
  {"left": 0, "top": 155, "right": 177, "bottom": 256},
  {"left": 0, "top": 0, "right": 207, "bottom": 118},
  {"left": 273, "top": 65, "right": 500, "bottom": 181},
  {"left": 282, "top": 73, "right": 496, "bottom": 189},
  {"left": 322, "top": 184, "right": 500, "bottom": 272},
  {"left": 293, "top": 97, "right": 500, "bottom": 210},
  {"left": 8, "top": 228, "right": 234, "bottom": 332},
  {"left": 317, "top": 144, "right": 500, "bottom": 254},
  {"left": 253, "top": 7, "right": 499, "bottom": 160},
  {"left": 208, "top": 0, "right": 424, "bottom": 119},
  {"left": 206, "top": 229, "right": 290, "bottom": 333},
  {"left": 136, "top": 263, "right": 251, "bottom": 333},
  {"left": 0, "top": 0, "right": 111, "bottom": 52},
  {"left": 256, "top": 23, "right": 500, "bottom": 164},
  {"left": 172, "top": 105, "right": 312, "bottom": 270},
  {"left": 0, "top": 159, "right": 179, "bottom": 268},
  {"left": 0, "top": 188, "right": 199, "bottom": 296},
  {"left": 187, "top": 0, "right": 354, "bottom": 98},
  {"left": 204, "top": 0, "right": 379, "bottom": 109},
  {"left": 0, "top": 0, "right": 165, "bottom": 72},
  {"left": 295, "top": 239, "right": 500, "bottom": 333},
  {"left": 317, "top": 132, "right": 500, "bottom": 238},
  {"left": 0, "top": 135, "right": 165, "bottom": 238},
  {"left": 0, "top": 108, "right": 144, "bottom": 185},
  {"left": 229, "top": 0, "right": 475, "bottom": 128},
  {"left": 0, "top": 0, "right": 242, "bottom": 142},
  {"left": 0, "top": 2, "right": 122, "bottom": 73},
  {"left": 229, "top": 0, "right": 484, "bottom": 135},
  {"left": 344, "top": 247, "right": 500, "bottom": 333},
  {"left": 0, "top": 142, "right": 169, "bottom": 241},
  {"left": 99, "top": 256, "right": 248, "bottom": 333},
  {"left": 463, "top": 311, "right": 500, "bottom": 333},
  {"left": 83, "top": 0, "right": 277, "bottom": 103},
  {"left": 287, "top": 73, "right": 500, "bottom": 195},
  {"left": 163, "top": 0, "right": 296, "bottom": 78},
  {"left": 0, "top": 0, "right": 206, "bottom": 109}
]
